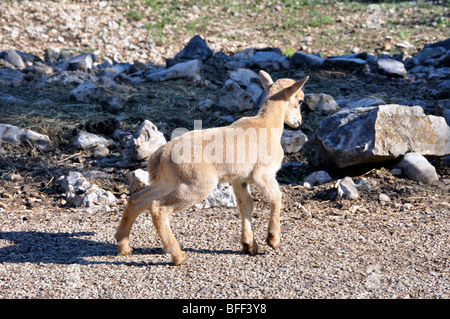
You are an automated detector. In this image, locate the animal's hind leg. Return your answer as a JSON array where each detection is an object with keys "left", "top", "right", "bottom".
[
  {"left": 115, "top": 186, "right": 162, "bottom": 256},
  {"left": 232, "top": 181, "right": 258, "bottom": 255},
  {"left": 151, "top": 182, "right": 215, "bottom": 266}
]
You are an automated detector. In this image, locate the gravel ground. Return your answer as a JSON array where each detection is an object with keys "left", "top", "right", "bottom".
[{"left": 1, "top": 175, "right": 449, "bottom": 299}]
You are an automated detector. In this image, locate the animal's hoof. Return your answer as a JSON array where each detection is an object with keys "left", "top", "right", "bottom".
[
  {"left": 242, "top": 240, "right": 258, "bottom": 255},
  {"left": 266, "top": 233, "right": 280, "bottom": 250},
  {"left": 117, "top": 245, "right": 133, "bottom": 256},
  {"left": 173, "top": 252, "right": 189, "bottom": 266}
]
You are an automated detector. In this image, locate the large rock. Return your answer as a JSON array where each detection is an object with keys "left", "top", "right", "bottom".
[
  {"left": 303, "top": 104, "right": 450, "bottom": 168},
  {"left": 322, "top": 57, "right": 368, "bottom": 73},
  {"left": 426, "top": 38, "right": 450, "bottom": 51},
  {"left": 166, "top": 35, "right": 213, "bottom": 67},
  {"left": 250, "top": 50, "right": 289, "bottom": 71},
  {"left": 0, "top": 49, "right": 25, "bottom": 69},
  {"left": 414, "top": 46, "right": 447, "bottom": 64},
  {"left": 70, "top": 81, "right": 102, "bottom": 103},
  {"left": 290, "top": 52, "right": 324, "bottom": 68},
  {"left": 0, "top": 68, "right": 26, "bottom": 86},
  {"left": 218, "top": 79, "right": 254, "bottom": 113},
  {"left": 0, "top": 124, "right": 52, "bottom": 151}
]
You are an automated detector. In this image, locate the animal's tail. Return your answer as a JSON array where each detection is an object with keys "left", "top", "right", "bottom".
[{"left": 148, "top": 147, "right": 164, "bottom": 183}]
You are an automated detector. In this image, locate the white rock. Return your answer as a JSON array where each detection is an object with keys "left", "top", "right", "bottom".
[
  {"left": 303, "top": 171, "right": 332, "bottom": 187},
  {"left": 397, "top": 152, "right": 439, "bottom": 183},
  {"left": 281, "top": 130, "right": 308, "bottom": 153},
  {"left": 228, "top": 68, "right": 259, "bottom": 86},
  {"left": 146, "top": 59, "right": 202, "bottom": 82},
  {"left": 218, "top": 79, "right": 254, "bottom": 113},
  {"left": 128, "top": 169, "right": 150, "bottom": 194},
  {"left": 0, "top": 123, "right": 52, "bottom": 152},
  {"left": 129, "top": 120, "right": 166, "bottom": 161},
  {"left": 70, "top": 81, "right": 102, "bottom": 103},
  {"left": 304, "top": 93, "right": 339, "bottom": 113},
  {"left": 336, "top": 177, "right": 359, "bottom": 200},
  {"left": 58, "top": 171, "right": 116, "bottom": 208},
  {"left": 73, "top": 130, "right": 113, "bottom": 150},
  {"left": 195, "top": 183, "right": 236, "bottom": 209}
]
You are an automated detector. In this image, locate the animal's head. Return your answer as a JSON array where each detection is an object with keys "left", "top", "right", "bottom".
[{"left": 259, "top": 70, "right": 309, "bottom": 128}]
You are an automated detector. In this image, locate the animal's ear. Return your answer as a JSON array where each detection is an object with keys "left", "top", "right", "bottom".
[
  {"left": 259, "top": 70, "right": 274, "bottom": 93},
  {"left": 285, "top": 76, "right": 309, "bottom": 97}
]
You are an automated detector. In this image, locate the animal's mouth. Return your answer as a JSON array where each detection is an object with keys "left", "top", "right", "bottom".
[{"left": 287, "top": 120, "right": 301, "bottom": 128}]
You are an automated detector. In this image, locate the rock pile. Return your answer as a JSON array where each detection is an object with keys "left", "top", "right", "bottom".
[
  {"left": 1, "top": 35, "right": 449, "bottom": 210},
  {"left": 57, "top": 171, "right": 116, "bottom": 212}
]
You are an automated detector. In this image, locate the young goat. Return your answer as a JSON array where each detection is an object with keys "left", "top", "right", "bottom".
[{"left": 115, "top": 70, "right": 309, "bottom": 265}]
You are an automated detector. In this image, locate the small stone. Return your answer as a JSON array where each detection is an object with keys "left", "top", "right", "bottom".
[
  {"left": 303, "top": 171, "right": 332, "bottom": 187},
  {"left": 377, "top": 58, "right": 406, "bottom": 78},
  {"left": 281, "top": 130, "right": 308, "bottom": 154},
  {"left": 93, "top": 145, "right": 110, "bottom": 156},
  {"left": 198, "top": 99, "right": 214, "bottom": 112},
  {"left": 336, "top": 177, "right": 359, "bottom": 200},
  {"left": 397, "top": 152, "right": 439, "bottom": 183},
  {"left": 128, "top": 120, "right": 167, "bottom": 162},
  {"left": 379, "top": 193, "right": 391, "bottom": 204},
  {"left": 99, "top": 96, "right": 127, "bottom": 114},
  {"left": 128, "top": 169, "right": 149, "bottom": 194},
  {"left": 3, "top": 173, "right": 23, "bottom": 182},
  {"left": 73, "top": 130, "right": 114, "bottom": 150}
]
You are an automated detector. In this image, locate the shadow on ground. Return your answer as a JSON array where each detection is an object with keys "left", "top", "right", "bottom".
[{"left": 0, "top": 231, "right": 244, "bottom": 266}]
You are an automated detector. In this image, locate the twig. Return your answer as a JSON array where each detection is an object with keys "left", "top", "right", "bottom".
[{"left": 58, "top": 152, "right": 82, "bottom": 163}]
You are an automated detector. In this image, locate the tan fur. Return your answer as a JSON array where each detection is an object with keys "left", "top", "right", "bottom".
[{"left": 115, "top": 70, "right": 309, "bottom": 265}]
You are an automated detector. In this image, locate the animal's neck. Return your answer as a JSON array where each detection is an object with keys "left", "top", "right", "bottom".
[{"left": 257, "top": 98, "right": 285, "bottom": 138}]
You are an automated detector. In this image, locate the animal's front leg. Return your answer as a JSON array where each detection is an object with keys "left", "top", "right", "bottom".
[{"left": 254, "top": 174, "right": 282, "bottom": 250}]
